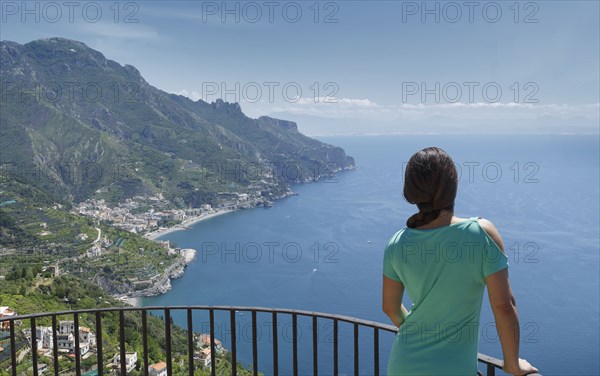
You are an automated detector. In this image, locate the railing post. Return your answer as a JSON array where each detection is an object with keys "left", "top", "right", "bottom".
[
  {"left": 209, "top": 309, "right": 216, "bottom": 376},
  {"left": 292, "top": 313, "right": 298, "bottom": 376},
  {"left": 252, "top": 310, "right": 258, "bottom": 376},
  {"left": 187, "top": 308, "right": 194, "bottom": 376},
  {"left": 312, "top": 316, "right": 318, "bottom": 376},
  {"left": 74, "top": 313, "right": 81, "bottom": 376},
  {"left": 31, "top": 317, "right": 38, "bottom": 376},
  {"left": 353, "top": 323, "right": 359, "bottom": 376},
  {"left": 142, "top": 310, "right": 149, "bottom": 376},
  {"left": 52, "top": 315, "right": 59, "bottom": 376},
  {"left": 10, "top": 320, "right": 17, "bottom": 376},
  {"left": 333, "top": 319, "right": 338, "bottom": 376},
  {"left": 119, "top": 311, "right": 127, "bottom": 376},
  {"left": 230, "top": 309, "right": 237, "bottom": 376},
  {"left": 373, "top": 327, "right": 379, "bottom": 376},
  {"left": 165, "top": 309, "right": 172, "bottom": 376},
  {"left": 272, "top": 312, "right": 278, "bottom": 376},
  {"left": 95, "top": 312, "right": 103, "bottom": 376}
]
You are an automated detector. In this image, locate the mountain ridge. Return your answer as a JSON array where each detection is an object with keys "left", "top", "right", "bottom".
[{"left": 0, "top": 37, "right": 355, "bottom": 207}]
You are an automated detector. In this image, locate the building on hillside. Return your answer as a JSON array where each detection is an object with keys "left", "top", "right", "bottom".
[
  {"left": 111, "top": 352, "right": 138, "bottom": 374},
  {"left": 148, "top": 361, "right": 167, "bottom": 376},
  {"left": 0, "top": 307, "right": 17, "bottom": 330},
  {"left": 36, "top": 327, "right": 54, "bottom": 350},
  {"left": 54, "top": 321, "right": 95, "bottom": 355},
  {"left": 195, "top": 348, "right": 212, "bottom": 368},
  {"left": 197, "top": 334, "right": 225, "bottom": 354}
]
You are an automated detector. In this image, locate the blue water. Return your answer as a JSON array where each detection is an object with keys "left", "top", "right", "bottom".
[{"left": 142, "top": 135, "right": 600, "bottom": 376}]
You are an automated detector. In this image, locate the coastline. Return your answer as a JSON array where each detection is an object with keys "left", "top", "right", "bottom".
[
  {"left": 144, "top": 208, "right": 235, "bottom": 240},
  {"left": 125, "top": 188, "right": 329, "bottom": 304},
  {"left": 115, "top": 211, "right": 233, "bottom": 305},
  {"left": 116, "top": 248, "right": 195, "bottom": 305}
]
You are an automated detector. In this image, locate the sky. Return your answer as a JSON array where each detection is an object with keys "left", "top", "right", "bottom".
[{"left": 1, "top": 0, "right": 599, "bottom": 135}]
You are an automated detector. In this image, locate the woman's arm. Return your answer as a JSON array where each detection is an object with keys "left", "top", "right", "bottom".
[
  {"left": 382, "top": 275, "right": 409, "bottom": 328},
  {"left": 481, "top": 219, "right": 538, "bottom": 375}
]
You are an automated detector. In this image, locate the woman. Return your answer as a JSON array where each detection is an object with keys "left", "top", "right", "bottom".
[{"left": 382, "top": 147, "right": 538, "bottom": 376}]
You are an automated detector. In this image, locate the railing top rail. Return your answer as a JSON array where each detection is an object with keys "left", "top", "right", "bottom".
[{"left": 0, "top": 305, "right": 398, "bottom": 332}]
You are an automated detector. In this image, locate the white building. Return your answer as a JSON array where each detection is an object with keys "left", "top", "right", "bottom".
[
  {"left": 36, "top": 327, "right": 54, "bottom": 350},
  {"left": 55, "top": 321, "right": 95, "bottom": 355},
  {"left": 196, "top": 348, "right": 212, "bottom": 368},
  {"left": 59, "top": 321, "right": 75, "bottom": 334},
  {"left": 79, "top": 326, "right": 96, "bottom": 348},
  {"left": 112, "top": 352, "right": 138, "bottom": 374},
  {"left": 148, "top": 361, "right": 167, "bottom": 376},
  {"left": 57, "top": 333, "right": 75, "bottom": 353}
]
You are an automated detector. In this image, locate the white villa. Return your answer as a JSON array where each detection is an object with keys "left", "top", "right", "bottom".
[
  {"left": 32, "top": 321, "right": 95, "bottom": 355},
  {"left": 111, "top": 351, "right": 138, "bottom": 374}
]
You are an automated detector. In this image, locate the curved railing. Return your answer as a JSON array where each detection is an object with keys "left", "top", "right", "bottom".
[{"left": 0, "top": 306, "right": 540, "bottom": 376}]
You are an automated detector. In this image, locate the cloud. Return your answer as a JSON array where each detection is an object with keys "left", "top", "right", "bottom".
[
  {"left": 293, "top": 97, "right": 380, "bottom": 107},
  {"left": 269, "top": 98, "right": 600, "bottom": 122},
  {"left": 74, "top": 21, "right": 167, "bottom": 42}
]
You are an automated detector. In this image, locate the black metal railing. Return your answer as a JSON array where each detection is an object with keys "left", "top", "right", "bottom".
[{"left": 1, "top": 306, "right": 541, "bottom": 376}]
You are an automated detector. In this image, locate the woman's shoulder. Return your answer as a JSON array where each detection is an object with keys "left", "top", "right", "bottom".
[
  {"left": 471, "top": 217, "right": 505, "bottom": 250},
  {"left": 387, "top": 228, "right": 408, "bottom": 244}
]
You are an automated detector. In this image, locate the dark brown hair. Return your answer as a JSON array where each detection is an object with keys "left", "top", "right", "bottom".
[{"left": 403, "top": 147, "right": 458, "bottom": 228}]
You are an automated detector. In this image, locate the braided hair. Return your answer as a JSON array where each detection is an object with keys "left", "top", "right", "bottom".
[{"left": 403, "top": 147, "right": 458, "bottom": 229}]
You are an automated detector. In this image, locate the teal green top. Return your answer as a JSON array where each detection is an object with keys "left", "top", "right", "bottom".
[{"left": 383, "top": 217, "right": 509, "bottom": 376}]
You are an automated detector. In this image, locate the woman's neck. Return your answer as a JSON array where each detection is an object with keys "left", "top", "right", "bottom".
[{"left": 414, "top": 210, "right": 462, "bottom": 230}]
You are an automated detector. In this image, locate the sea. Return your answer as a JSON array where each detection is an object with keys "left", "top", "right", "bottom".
[{"left": 141, "top": 134, "right": 600, "bottom": 376}]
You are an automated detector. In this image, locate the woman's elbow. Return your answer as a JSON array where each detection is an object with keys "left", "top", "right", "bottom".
[
  {"left": 382, "top": 302, "right": 395, "bottom": 316},
  {"left": 492, "top": 295, "right": 517, "bottom": 315},
  {"left": 382, "top": 304, "right": 389, "bottom": 315}
]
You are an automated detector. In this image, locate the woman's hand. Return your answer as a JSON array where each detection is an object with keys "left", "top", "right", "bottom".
[{"left": 503, "top": 358, "right": 539, "bottom": 375}]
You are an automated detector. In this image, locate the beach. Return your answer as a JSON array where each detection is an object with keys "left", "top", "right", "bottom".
[{"left": 144, "top": 208, "right": 235, "bottom": 240}]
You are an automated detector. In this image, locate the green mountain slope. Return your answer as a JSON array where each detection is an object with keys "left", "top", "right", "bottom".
[{"left": 0, "top": 37, "right": 355, "bottom": 207}]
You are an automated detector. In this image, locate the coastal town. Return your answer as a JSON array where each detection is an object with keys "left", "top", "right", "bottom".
[{"left": 75, "top": 187, "right": 293, "bottom": 239}]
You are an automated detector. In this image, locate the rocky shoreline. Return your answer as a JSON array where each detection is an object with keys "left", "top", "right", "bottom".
[{"left": 114, "top": 248, "right": 196, "bottom": 306}]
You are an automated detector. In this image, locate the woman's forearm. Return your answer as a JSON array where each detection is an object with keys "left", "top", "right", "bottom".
[{"left": 492, "top": 301, "right": 521, "bottom": 370}]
